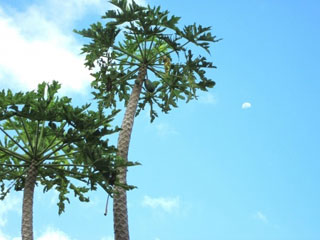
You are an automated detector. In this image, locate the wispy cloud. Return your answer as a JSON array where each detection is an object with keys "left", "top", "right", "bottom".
[
  {"left": 101, "top": 236, "right": 114, "bottom": 240},
  {"left": 0, "top": 0, "right": 148, "bottom": 94},
  {"left": 142, "top": 196, "right": 180, "bottom": 213},
  {"left": 242, "top": 102, "right": 252, "bottom": 109},
  {"left": 128, "top": 0, "right": 147, "bottom": 5},
  {"left": 156, "top": 123, "right": 178, "bottom": 136},
  {"left": 49, "top": 190, "right": 60, "bottom": 206},
  {"left": 0, "top": 194, "right": 21, "bottom": 227},
  {"left": 37, "top": 227, "right": 72, "bottom": 240},
  {"left": 0, "top": 4, "right": 94, "bottom": 94},
  {"left": 199, "top": 92, "right": 216, "bottom": 104},
  {"left": 0, "top": 232, "right": 21, "bottom": 240},
  {"left": 26, "top": 0, "right": 107, "bottom": 27},
  {"left": 0, "top": 230, "right": 9, "bottom": 240},
  {"left": 0, "top": 7, "right": 97, "bottom": 94},
  {"left": 254, "top": 211, "right": 268, "bottom": 223},
  {"left": 0, "top": 226, "right": 72, "bottom": 240},
  {"left": 0, "top": 194, "right": 20, "bottom": 239}
]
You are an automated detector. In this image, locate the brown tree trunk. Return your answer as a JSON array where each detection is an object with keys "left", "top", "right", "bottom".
[
  {"left": 113, "top": 65, "right": 147, "bottom": 240},
  {"left": 21, "top": 160, "right": 38, "bottom": 240}
]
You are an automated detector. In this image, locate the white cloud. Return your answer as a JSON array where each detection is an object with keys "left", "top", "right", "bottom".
[
  {"left": 241, "top": 102, "right": 252, "bottom": 109},
  {"left": 0, "top": 194, "right": 21, "bottom": 227},
  {"left": 0, "top": 194, "right": 72, "bottom": 240},
  {"left": 0, "top": 7, "right": 91, "bottom": 94},
  {"left": 100, "top": 236, "right": 113, "bottom": 240},
  {"left": 199, "top": 92, "right": 216, "bottom": 104},
  {"left": 0, "top": 0, "right": 112, "bottom": 94},
  {"left": 37, "top": 227, "right": 71, "bottom": 240},
  {"left": 156, "top": 123, "right": 178, "bottom": 136},
  {"left": 0, "top": 0, "right": 149, "bottom": 94},
  {"left": 0, "top": 226, "right": 72, "bottom": 240},
  {"left": 0, "top": 230, "right": 9, "bottom": 240},
  {"left": 0, "top": 230, "right": 21, "bottom": 240},
  {"left": 254, "top": 211, "right": 268, "bottom": 223},
  {"left": 128, "top": 0, "right": 147, "bottom": 5},
  {"left": 29, "top": 0, "right": 107, "bottom": 27},
  {"left": 142, "top": 196, "right": 180, "bottom": 213},
  {"left": 49, "top": 190, "right": 60, "bottom": 206}
]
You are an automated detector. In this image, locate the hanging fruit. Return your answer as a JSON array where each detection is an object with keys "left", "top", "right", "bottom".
[
  {"left": 144, "top": 78, "right": 156, "bottom": 93},
  {"left": 162, "top": 55, "right": 171, "bottom": 75}
]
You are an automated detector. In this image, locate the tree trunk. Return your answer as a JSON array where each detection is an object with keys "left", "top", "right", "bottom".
[
  {"left": 113, "top": 65, "right": 147, "bottom": 240},
  {"left": 21, "top": 160, "right": 38, "bottom": 240}
]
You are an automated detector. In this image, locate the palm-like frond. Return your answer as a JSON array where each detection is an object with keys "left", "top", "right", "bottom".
[
  {"left": 74, "top": 0, "right": 220, "bottom": 121},
  {"left": 0, "top": 81, "right": 135, "bottom": 214}
]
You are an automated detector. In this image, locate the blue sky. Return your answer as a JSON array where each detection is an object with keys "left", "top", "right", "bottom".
[{"left": 0, "top": 0, "right": 320, "bottom": 239}]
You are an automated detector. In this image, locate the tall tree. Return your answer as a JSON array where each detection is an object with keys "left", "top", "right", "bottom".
[
  {"left": 0, "top": 81, "right": 130, "bottom": 240},
  {"left": 75, "top": 1, "right": 220, "bottom": 239}
]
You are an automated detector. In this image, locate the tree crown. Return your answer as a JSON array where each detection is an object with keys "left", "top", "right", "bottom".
[
  {"left": 0, "top": 81, "right": 135, "bottom": 214},
  {"left": 75, "top": 0, "right": 221, "bottom": 121}
]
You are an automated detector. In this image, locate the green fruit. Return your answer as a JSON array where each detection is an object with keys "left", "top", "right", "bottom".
[{"left": 144, "top": 79, "right": 156, "bottom": 93}]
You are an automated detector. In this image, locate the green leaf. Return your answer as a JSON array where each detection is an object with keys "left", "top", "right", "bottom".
[{"left": 0, "top": 81, "right": 126, "bottom": 214}]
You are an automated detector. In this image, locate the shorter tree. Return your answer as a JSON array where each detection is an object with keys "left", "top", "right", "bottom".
[{"left": 0, "top": 81, "right": 132, "bottom": 240}]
